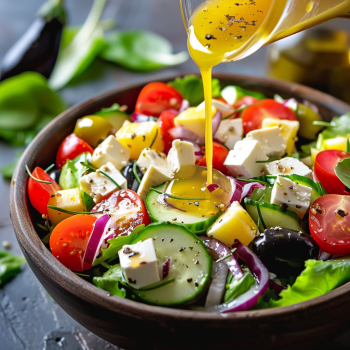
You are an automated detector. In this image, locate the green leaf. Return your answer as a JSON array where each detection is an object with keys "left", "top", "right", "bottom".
[
  {"left": 93, "top": 263, "right": 128, "bottom": 298},
  {"left": 49, "top": 0, "right": 107, "bottom": 90},
  {"left": 256, "top": 259, "right": 350, "bottom": 309},
  {"left": 80, "top": 190, "right": 94, "bottom": 212},
  {"left": 93, "top": 225, "right": 145, "bottom": 266},
  {"left": 319, "top": 113, "right": 350, "bottom": 140},
  {"left": 224, "top": 268, "right": 256, "bottom": 303},
  {"left": 94, "top": 103, "right": 130, "bottom": 131},
  {"left": 168, "top": 75, "right": 221, "bottom": 107},
  {"left": 100, "top": 30, "right": 188, "bottom": 72},
  {"left": 334, "top": 158, "right": 350, "bottom": 189},
  {"left": 59, "top": 152, "right": 91, "bottom": 190},
  {"left": 0, "top": 250, "right": 26, "bottom": 285}
]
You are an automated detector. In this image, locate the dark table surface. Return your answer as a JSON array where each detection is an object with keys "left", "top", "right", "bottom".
[{"left": 1, "top": 1, "right": 350, "bottom": 349}]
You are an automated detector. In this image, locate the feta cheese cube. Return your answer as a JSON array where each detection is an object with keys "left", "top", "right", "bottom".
[
  {"left": 47, "top": 188, "right": 85, "bottom": 226},
  {"left": 264, "top": 157, "right": 313, "bottom": 179},
  {"left": 197, "top": 99, "right": 235, "bottom": 119},
  {"left": 119, "top": 238, "right": 160, "bottom": 289},
  {"left": 245, "top": 126, "right": 286, "bottom": 157},
  {"left": 167, "top": 140, "right": 196, "bottom": 179},
  {"left": 137, "top": 164, "right": 172, "bottom": 201},
  {"left": 136, "top": 148, "right": 168, "bottom": 174},
  {"left": 207, "top": 201, "right": 259, "bottom": 247},
  {"left": 92, "top": 135, "right": 130, "bottom": 170},
  {"left": 214, "top": 119, "right": 243, "bottom": 150},
  {"left": 224, "top": 140, "right": 268, "bottom": 179},
  {"left": 261, "top": 118, "right": 299, "bottom": 155},
  {"left": 80, "top": 162, "right": 127, "bottom": 203},
  {"left": 271, "top": 176, "right": 312, "bottom": 218}
]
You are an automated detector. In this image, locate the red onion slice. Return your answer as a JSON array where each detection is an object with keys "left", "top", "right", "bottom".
[
  {"left": 205, "top": 261, "right": 229, "bottom": 308},
  {"left": 179, "top": 99, "right": 190, "bottom": 112},
  {"left": 227, "top": 176, "right": 243, "bottom": 203},
  {"left": 269, "top": 279, "right": 286, "bottom": 295},
  {"left": 83, "top": 214, "right": 111, "bottom": 265},
  {"left": 212, "top": 110, "right": 222, "bottom": 136},
  {"left": 199, "top": 236, "right": 243, "bottom": 280},
  {"left": 240, "top": 182, "right": 265, "bottom": 199},
  {"left": 207, "top": 184, "right": 219, "bottom": 193},
  {"left": 131, "top": 112, "right": 160, "bottom": 122},
  {"left": 168, "top": 126, "right": 205, "bottom": 146},
  {"left": 318, "top": 250, "right": 332, "bottom": 261},
  {"left": 158, "top": 258, "right": 171, "bottom": 280}
]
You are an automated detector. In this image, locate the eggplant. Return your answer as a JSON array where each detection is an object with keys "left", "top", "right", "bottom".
[
  {"left": 251, "top": 227, "right": 319, "bottom": 277},
  {"left": 122, "top": 161, "right": 144, "bottom": 192},
  {"left": 0, "top": 0, "right": 66, "bottom": 81}
]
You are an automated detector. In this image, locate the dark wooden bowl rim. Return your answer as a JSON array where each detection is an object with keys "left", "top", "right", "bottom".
[{"left": 10, "top": 73, "right": 350, "bottom": 326}]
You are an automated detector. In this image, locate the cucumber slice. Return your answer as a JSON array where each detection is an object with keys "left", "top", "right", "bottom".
[
  {"left": 131, "top": 222, "right": 212, "bottom": 306},
  {"left": 145, "top": 183, "right": 219, "bottom": 234},
  {"left": 244, "top": 198, "right": 304, "bottom": 232}
]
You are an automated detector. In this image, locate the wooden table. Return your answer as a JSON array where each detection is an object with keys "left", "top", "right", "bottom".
[{"left": 0, "top": 0, "right": 349, "bottom": 348}]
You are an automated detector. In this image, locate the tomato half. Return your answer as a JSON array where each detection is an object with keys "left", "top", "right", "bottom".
[
  {"left": 56, "top": 134, "right": 94, "bottom": 169},
  {"left": 309, "top": 195, "right": 350, "bottom": 255},
  {"left": 314, "top": 150, "right": 350, "bottom": 195},
  {"left": 28, "top": 167, "right": 61, "bottom": 215},
  {"left": 135, "top": 83, "right": 183, "bottom": 117},
  {"left": 241, "top": 99, "right": 297, "bottom": 134},
  {"left": 157, "top": 109, "right": 179, "bottom": 154},
  {"left": 50, "top": 215, "right": 97, "bottom": 271},
  {"left": 196, "top": 142, "right": 229, "bottom": 175},
  {"left": 92, "top": 189, "right": 150, "bottom": 237}
]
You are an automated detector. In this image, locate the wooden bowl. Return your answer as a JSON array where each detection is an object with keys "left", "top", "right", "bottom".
[{"left": 10, "top": 74, "right": 350, "bottom": 350}]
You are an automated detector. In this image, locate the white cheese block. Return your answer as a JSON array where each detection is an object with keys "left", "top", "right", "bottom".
[
  {"left": 136, "top": 148, "right": 168, "bottom": 174},
  {"left": 245, "top": 126, "right": 286, "bottom": 157},
  {"left": 167, "top": 140, "right": 196, "bottom": 179},
  {"left": 270, "top": 176, "right": 312, "bottom": 218},
  {"left": 80, "top": 162, "right": 127, "bottom": 203},
  {"left": 197, "top": 99, "right": 235, "bottom": 119},
  {"left": 224, "top": 140, "right": 268, "bottom": 179},
  {"left": 137, "top": 164, "right": 172, "bottom": 202},
  {"left": 264, "top": 157, "right": 313, "bottom": 179},
  {"left": 92, "top": 135, "right": 130, "bottom": 170},
  {"left": 214, "top": 119, "right": 243, "bottom": 150},
  {"left": 119, "top": 238, "right": 160, "bottom": 289}
]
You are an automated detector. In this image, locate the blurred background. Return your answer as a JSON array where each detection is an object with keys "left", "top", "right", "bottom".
[{"left": 0, "top": 0, "right": 349, "bottom": 349}]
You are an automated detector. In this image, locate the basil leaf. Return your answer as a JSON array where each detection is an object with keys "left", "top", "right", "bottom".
[
  {"left": 59, "top": 152, "right": 91, "bottom": 190},
  {"left": 334, "top": 158, "right": 350, "bottom": 189},
  {"left": 80, "top": 190, "right": 94, "bottom": 212},
  {"left": 100, "top": 30, "right": 188, "bottom": 72},
  {"left": 0, "top": 250, "right": 26, "bottom": 285},
  {"left": 224, "top": 268, "right": 256, "bottom": 303},
  {"left": 49, "top": 0, "right": 107, "bottom": 90},
  {"left": 168, "top": 75, "right": 221, "bottom": 107},
  {"left": 319, "top": 112, "right": 350, "bottom": 140},
  {"left": 93, "top": 263, "right": 128, "bottom": 298},
  {"left": 93, "top": 224, "right": 145, "bottom": 266}
]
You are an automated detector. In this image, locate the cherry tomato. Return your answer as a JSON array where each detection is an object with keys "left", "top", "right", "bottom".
[
  {"left": 135, "top": 83, "right": 183, "bottom": 117},
  {"left": 50, "top": 215, "right": 97, "bottom": 271},
  {"left": 196, "top": 142, "right": 229, "bottom": 175},
  {"left": 28, "top": 167, "right": 61, "bottom": 215},
  {"left": 92, "top": 189, "right": 150, "bottom": 237},
  {"left": 241, "top": 99, "right": 297, "bottom": 134},
  {"left": 157, "top": 109, "right": 179, "bottom": 154},
  {"left": 56, "top": 134, "right": 94, "bottom": 169},
  {"left": 229, "top": 96, "right": 259, "bottom": 119},
  {"left": 314, "top": 150, "right": 350, "bottom": 195},
  {"left": 309, "top": 195, "right": 350, "bottom": 255}
]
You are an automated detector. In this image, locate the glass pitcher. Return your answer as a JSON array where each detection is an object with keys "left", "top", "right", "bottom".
[{"left": 181, "top": 0, "right": 350, "bottom": 64}]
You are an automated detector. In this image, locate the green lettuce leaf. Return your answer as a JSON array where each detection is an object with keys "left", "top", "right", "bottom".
[
  {"left": 224, "top": 268, "right": 256, "bottom": 303},
  {"left": 59, "top": 152, "right": 91, "bottom": 190},
  {"left": 168, "top": 75, "right": 221, "bottom": 107},
  {"left": 319, "top": 113, "right": 350, "bottom": 140},
  {"left": 93, "top": 263, "right": 128, "bottom": 298},
  {"left": 0, "top": 250, "right": 26, "bottom": 285},
  {"left": 93, "top": 224, "right": 145, "bottom": 266},
  {"left": 334, "top": 158, "right": 350, "bottom": 189},
  {"left": 256, "top": 259, "right": 350, "bottom": 309},
  {"left": 80, "top": 190, "right": 94, "bottom": 212}
]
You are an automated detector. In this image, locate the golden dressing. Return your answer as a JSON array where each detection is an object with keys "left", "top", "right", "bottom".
[{"left": 186, "top": 0, "right": 350, "bottom": 184}]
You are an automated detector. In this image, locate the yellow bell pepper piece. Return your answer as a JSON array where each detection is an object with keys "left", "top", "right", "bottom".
[
  {"left": 116, "top": 121, "right": 164, "bottom": 160},
  {"left": 322, "top": 137, "right": 348, "bottom": 151}
]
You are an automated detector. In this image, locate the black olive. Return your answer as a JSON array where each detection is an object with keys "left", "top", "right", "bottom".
[
  {"left": 251, "top": 227, "right": 319, "bottom": 277},
  {"left": 122, "top": 161, "right": 144, "bottom": 192},
  {"left": 48, "top": 169, "right": 61, "bottom": 183}
]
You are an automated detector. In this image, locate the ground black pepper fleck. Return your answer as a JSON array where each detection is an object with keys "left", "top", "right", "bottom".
[{"left": 205, "top": 34, "right": 216, "bottom": 40}]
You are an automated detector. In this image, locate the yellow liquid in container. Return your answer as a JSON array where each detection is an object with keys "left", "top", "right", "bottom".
[{"left": 186, "top": 0, "right": 350, "bottom": 184}]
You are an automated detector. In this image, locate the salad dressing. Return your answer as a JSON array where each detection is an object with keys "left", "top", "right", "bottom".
[{"left": 187, "top": 0, "right": 350, "bottom": 185}]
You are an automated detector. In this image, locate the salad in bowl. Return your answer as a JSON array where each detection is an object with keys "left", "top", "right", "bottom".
[{"left": 26, "top": 75, "right": 350, "bottom": 312}]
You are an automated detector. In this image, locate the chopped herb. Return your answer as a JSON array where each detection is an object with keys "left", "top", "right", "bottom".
[
  {"left": 236, "top": 177, "right": 269, "bottom": 186},
  {"left": 149, "top": 129, "right": 159, "bottom": 149},
  {"left": 152, "top": 188, "right": 205, "bottom": 201},
  {"left": 133, "top": 162, "right": 141, "bottom": 184},
  {"left": 45, "top": 164, "right": 55, "bottom": 172},
  {"left": 25, "top": 164, "right": 51, "bottom": 184},
  {"left": 47, "top": 205, "right": 103, "bottom": 215}
]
